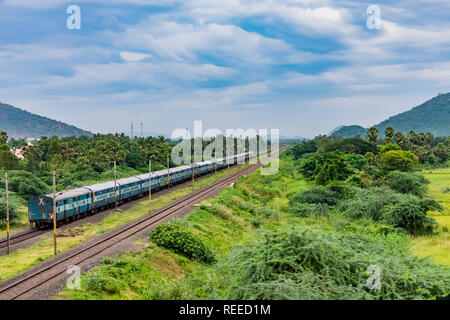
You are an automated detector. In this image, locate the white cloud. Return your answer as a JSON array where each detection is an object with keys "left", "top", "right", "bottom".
[{"left": 119, "top": 51, "right": 151, "bottom": 62}]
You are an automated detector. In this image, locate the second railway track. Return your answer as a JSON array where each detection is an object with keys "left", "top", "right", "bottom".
[
  {"left": 0, "top": 162, "right": 262, "bottom": 300},
  {"left": 0, "top": 229, "right": 47, "bottom": 251}
]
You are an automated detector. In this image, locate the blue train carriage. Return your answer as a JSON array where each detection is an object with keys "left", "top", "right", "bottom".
[
  {"left": 86, "top": 181, "right": 116, "bottom": 211},
  {"left": 28, "top": 187, "right": 92, "bottom": 228},
  {"left": 116, "top": 176, "right": 142, "bottom": 201}
]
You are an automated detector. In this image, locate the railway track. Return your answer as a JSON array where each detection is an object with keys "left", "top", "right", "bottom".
[
  {"left": 0, "top": 162, "right": 262, "bottom": 300},
  {"left": 0, "top": 229, "right": 47, "bottom": 252}
]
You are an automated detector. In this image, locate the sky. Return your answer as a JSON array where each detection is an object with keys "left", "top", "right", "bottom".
[{"left": 0, "top": 0, "right": 449, "bottom": 138}]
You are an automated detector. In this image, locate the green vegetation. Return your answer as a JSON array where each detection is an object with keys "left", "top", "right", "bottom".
[
  {"left": 333, "top": 93, "right": 450, "bottom": 138},
  {"left": 59, "top": 152, "right": 450, "bottom": 300},
  {"left": 150, "top": 224, "right": 216, "bottom": 263},
  {"left": 387, "top": 171, "right": 429, "bottom": 196}
]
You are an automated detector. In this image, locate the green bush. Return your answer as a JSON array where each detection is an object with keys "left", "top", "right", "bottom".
[
  {"left": 387, "top": 171, "right": 429, "bottom": 196},
  {"left": 85, "top": 272, "right": 120, "bottom": 294},
  {"left": 250, "top": 219, "right": 263, "bottom": 228},
  {"left": 223, "top": 227, "right": 450, "bottom": 300},
  {"left": 339, "top": 187, "right": 400, "bottom": 221},
  {"left": 289, "top": 203, "right": 330, "bottom": 217},
  {"left": 0, "top": 188, "right": 22, "bottom": 223},
  {"left": 342, "top": 153, "right": 368, "bottom": 170},
  {"left": 150, "top": 223, "right": 216, "bottom": 263},
  {"left": 297, "top": 153, "right": 317, "bottom": 179},
  {"left": 346, "top": 174, "right": 363, "bottom": 187},
  {"left": 290, "top": 187, "right": 339, "bottom": 206},
  {"left": 314, "top": 151, "right": 355, "bottom": 185},
  {"left": 207, "top": 203, "right": 235, "bottom": 220},
  {"left": 384, "top": 196, "right": 439, "bottom": 235},
  {"left": 256, "top": 206, "right": 275, "bottom": 218},
  {"left": 6, "top": 170, "right": 50, "bottom": 200},
  {"left": 289, "top": 140, "right": 317, "bottom": 159},
  {"left": 326, "top": 181, "right": 354, "bottom": 199},
  {"left": 379, "top": 150, "right": 418, "bottom": 172}
]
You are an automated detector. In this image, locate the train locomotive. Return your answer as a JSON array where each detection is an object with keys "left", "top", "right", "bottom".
[{"left": 28, "top": 152, "right": 251, "bottom": 228}]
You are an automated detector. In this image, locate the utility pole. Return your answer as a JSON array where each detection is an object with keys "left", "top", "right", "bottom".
[
  {"left": 52, "top": 171, "right": 57, "bottom": 256},
  {"left": 149, "top": 160, "right": 152, "bottom": 212},
  {"left": 140, "top": 122, "right": 143, "bottom": 138},
  {"left": 113, "top": 161, "right": 118, "bottom": 211},
  {"left": 131, "top": 122, "right": 134, "bottom": 139},
  {"left": 192, "top": 163, "right": 195, "bottom": 190},
  {"left": 5, "top": 173, "right": 10, "bottom": 255},
  {"left": 167, "top": 155, "right": 170, "bottom": 189}
]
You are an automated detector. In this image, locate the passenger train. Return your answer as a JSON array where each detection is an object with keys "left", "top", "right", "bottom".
[{"left": 28, "top": 152, "right": 252, "bottom": 228}]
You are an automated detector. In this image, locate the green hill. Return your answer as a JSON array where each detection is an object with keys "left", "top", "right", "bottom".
[
  {"left": 0, "top": 102, "right": 92, "bottom": 139},
  {"left": 332, "top": 93, "right": 450, "bottom": 138}
]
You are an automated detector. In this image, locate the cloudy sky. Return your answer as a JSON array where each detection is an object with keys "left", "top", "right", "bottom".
[{"left": 0, "top": 0, "right": 449, "bottom": 138}]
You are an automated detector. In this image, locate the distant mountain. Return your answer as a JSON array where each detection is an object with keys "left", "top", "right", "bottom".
[
  {"left": 327, "top": 125, "right": 344, "bottom": 136},
  {"left": 331, "top": 93, "right": 450, "bottom": 138},
  {"left": 0, "top": 102, "right": 92, "bottom": 139},
  {"left": 330, "top": 125, "right": 366, "bottom": 138}
]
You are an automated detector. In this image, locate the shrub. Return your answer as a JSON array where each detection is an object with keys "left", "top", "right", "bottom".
[
  {"left": 250, "top": 219, "right": 263, "bottom": 228},
  {"left": 346, "top": 174, "right": 363, "bottom": 187},
  {"left": 227, "top": 196, "right": 257, "bottom": 214},
  {"left": 289, "top": 140, "right": 317, "bottom": 159},
  {"left": 339, "top": 187, "right": 400, "bottom": 221},
  {"left": 208, "top": 203, "right": 235, "bottom": 220},
  {"left": 387, "top": 171, "right": 429, "bottom": 196},
  {"left": 379, "top": 150, "right": 418, "bottom": 172},
  {"left": 290, "top": 187, "right": 339, "bottom": 206},
  {"left": 289, "top": 203, "right": 330, "bottom": 217},
  {"left": 377, "top": 143, "right": 400, "bottom": 154},
  {"left": 223, "top": 227, "right": 450, "bottom": 300},
  {"left": 384, "top": 196, "right": 439, "bottom": 235},
  {"left": 314, "top": 151, "right": 355, "bottom": 185},
  {"left": 342, "top": 153, "right": 368, "bottom": 170},
  {"left": 326, "top": 181, "right": 354, "bottom": 199},
  {"left": 150, "top": 223, "right": 216, "bottom": 263},
  {"left": 85, "top": 272, "right": 120, "bottom": 294},
  {"left": 6, "top": 170, "right": 50, "bottom": 200},
  {"left": 297, "top": 153, "right": 317, "bottom": 179},
  {"left": 0, "top": 189, "right": 21, "bottom": 223},
  {"left": 256, "top": 206, "right": 275, "bottom": 218}
]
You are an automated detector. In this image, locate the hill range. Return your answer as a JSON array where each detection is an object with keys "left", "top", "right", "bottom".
[
  {"left": 0, "top": 102, "right": 92, "bottom": 139},
  {"left": 332, "top": 93, "right": 450, "bottom": 138}
]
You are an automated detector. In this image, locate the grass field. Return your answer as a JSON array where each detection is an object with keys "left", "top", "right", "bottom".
[
  {"left": 423, "top": 167, "right": 450, "bottom": 216},
  {"left": 410, "top": 167, "right": 450, "bottom": 265},
  {"left": 0, "top": 165, "right": 246, "bottom": 281}
]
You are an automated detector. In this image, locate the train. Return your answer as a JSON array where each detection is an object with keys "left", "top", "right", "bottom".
[{"left": 28, "top": 152, "right": 252, "bottom": 228}]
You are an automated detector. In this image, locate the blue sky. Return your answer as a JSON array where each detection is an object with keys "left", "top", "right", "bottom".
[{"left": 0, "top": 0, "right": 449, "bottom": 138}]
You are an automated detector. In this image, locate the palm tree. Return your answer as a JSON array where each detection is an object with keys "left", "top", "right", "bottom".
[
  {"left": 367, "top": 127, "right": 379, "bottom": 145},
  {"left": 384, "top": 126, "right": 394, "bottom": 144}
]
